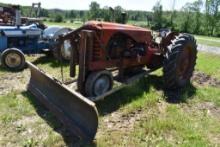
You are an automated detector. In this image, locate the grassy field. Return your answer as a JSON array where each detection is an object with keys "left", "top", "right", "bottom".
[
  {"left": 196, "top": 52, "right": 220, "bottom": 79},
  {"left": 128, "top": 20, "right": 149, "bottom": 27},
  {"left": 0, "top": 52, "right": 220, "bottom": 146},
  {"left": 44, "top": 21, "right": 83, "bottom": 29}
]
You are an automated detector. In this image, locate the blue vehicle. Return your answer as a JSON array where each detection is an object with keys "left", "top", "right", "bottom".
[
  {"left": 0, "top": 5, "right": 72, "bottom": 70},
  {"left": 0, "top": 24, "right": 46, "bottom": 70}
]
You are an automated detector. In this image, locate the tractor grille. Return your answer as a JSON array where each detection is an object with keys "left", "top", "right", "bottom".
[{"left": 92, "top": 39, "right": 102, "bottom": 61}]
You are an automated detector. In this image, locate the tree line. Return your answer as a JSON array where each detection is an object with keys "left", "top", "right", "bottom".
[
  {"left": 151, "top": 0, "right": 220, "bottom": 36},
  {"left": 3, "top": 0, "right": 220, "bottom": 37}
]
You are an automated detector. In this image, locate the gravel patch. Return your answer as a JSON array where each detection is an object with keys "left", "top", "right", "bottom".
[{"left": 197, "top": 44, "right": 220, "bottom": 55}]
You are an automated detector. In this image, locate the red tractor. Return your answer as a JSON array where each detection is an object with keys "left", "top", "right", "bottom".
[
  {"left": 27, "top": 21, "right": 197, "bottom": 142},
  {"left": 56, "top": 21, "right": 197, "bottom": 97}
]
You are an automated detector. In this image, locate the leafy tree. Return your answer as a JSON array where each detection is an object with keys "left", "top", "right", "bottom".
[
  {"left": 39, "top": 9, "right": 49, "bottom": 17},
  {"left": 152, "top": 1, "right": 163, "bottom": 29},
  {"left": 147, "top": 14, "right": 153, "bottom": 26},
  {"left": 2, "top": 1, "right": 220, "bottom": 36},
  {"left": 191, "top": 0, "right": 203, "bottom": 34},
  {"left": 114, "top": 6, "right": 126, "bottom": 23},
  {"left": 181, "top": 3, "right": 193, "bottom": 33},
  {"left": 205, "top": 0, "right": 220, "bottom": 35},
  {"left": 89, "top": 1, "right": 100, "bottom": 20},
  {"left": 54, "top": 14, "right": 63, "bottom": 22},
  {"left": 70, "top": 10, "right": 76, "bottom": 18},
  {"left": 102, "top": 6, "right": 111, "bottom": 21},
  {"left": 170, "top": 0, "right": 176, "bottom": 30}
]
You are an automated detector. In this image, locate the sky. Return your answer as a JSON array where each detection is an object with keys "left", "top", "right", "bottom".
[{"left": 0, "top": 0, "right": 198, "bottom": 11}]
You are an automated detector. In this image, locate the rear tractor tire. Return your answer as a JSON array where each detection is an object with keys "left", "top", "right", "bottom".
[
  {"left": 1, "top": 48, "right": 26, "bottom": 71},
  {"left": 85, "top": 70, "right": 113, "bottom": 98},
  {"left": 163, "top": 34, "right": 197, "bottom": 90}
]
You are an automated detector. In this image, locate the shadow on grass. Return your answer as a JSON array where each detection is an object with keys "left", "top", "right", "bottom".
[
  {"left": 0, "top": 65, "right": 26, "bottom": 73},
  {"left": 96, "top": 75, "right": 163, "bottom": 116},
  {"left": 0, "top": 66, "right": 9, "bottom": 73},
  {"left": 96, "top": 75, "right": 197, "bottom": 115},
  {"left": 164, "top": 84, "right": 197, "bottom": 104},
  {"left": 31, "top": 55, "right": 69, "bottom": 68}
]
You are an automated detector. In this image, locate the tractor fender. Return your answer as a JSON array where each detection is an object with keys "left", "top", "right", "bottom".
[
  {"left": 1, "top": 48, "right": 25, "bottom": 56},
  {"left": 42, "top": 26, "right": 72, "bottom": 40},
  {"left": 43, "top": 27, "right": 73, "bottom": 61}
]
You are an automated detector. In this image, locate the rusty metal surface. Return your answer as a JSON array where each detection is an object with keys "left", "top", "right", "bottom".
[
  {"left": 27, "top": 62, "right": 98, "bottom": 142},
  {"left": 0, "top": 5, "right": 17, "bottom": 25},
  {"left": 83, "top": 21, "right": 153, "bottom": 52},
  {"left": 58, "top": 21, "right": 164, "bottom": 72},
  {"left": 77, "top": 30, "right": 94, "bottom": 93}
]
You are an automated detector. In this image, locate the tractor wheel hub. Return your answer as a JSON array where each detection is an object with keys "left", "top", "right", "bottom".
[{"left": 5, "top": 52, "right": 21, "bottom": 68}]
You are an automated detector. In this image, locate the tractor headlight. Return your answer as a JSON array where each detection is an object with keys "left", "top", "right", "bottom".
[
  {"left": 61, "top": 40, "right": 72, "bottom": 60},
  {"left": 160, "top": 31, "right": 166, "bottom": 38}
]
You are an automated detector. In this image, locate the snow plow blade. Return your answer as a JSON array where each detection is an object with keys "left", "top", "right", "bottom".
[{"left": 27, "top": 62, "right": 98, "bottom": 142}]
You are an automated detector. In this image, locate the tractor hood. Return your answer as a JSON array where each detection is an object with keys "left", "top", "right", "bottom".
[{"left": 84, "top": 21, "right": 150, "bottom": 32}]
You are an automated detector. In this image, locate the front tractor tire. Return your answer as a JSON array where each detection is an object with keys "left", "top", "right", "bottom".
[
  {"left": 1, "top": 48, "right": 26, "bottom": 71},
  {"left": 163, "top": 34, "right": 197, "bottom": 90},
  {"left": 85, "top": 70, "right": 113, "bottom": 98}
]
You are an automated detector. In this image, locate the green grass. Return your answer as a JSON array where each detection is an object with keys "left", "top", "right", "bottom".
[
  {"left": 128, "top": 20, "right": 149, "bottom": 28},
  {"left": 0, "top": 67, "right": 7, "bottom": 76},
  {"left": 196, "top": 52, "right": 220, "bottom": 79},
  {"left": 0, "top": 53, "right": 220, "bottom": 146},
  {"left": 0, "top": 92, "right": 66, "bottom": 147},
  {"left": 195, "top": 35, "right": 220, "bottom": 47},
  {"left": 96, "top": 84, "right": 220, "bottom": 146},
  {"left": 26, "top": 55, "right": 72, "bottom": 81},
  {"left": 196, "top": 86, "right": 220, "bottom": 106},
  {"left": 130, "top": 104, "right": 220, "bottom": 146}
]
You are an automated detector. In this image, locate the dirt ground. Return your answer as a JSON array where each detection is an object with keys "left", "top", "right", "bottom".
[
  {"left": 1, "top": 68, "right": 219, "bottom": 96},
  {"left": 0, "top": 70, "right": 30, "bottom": 95},
  {"left": 192, "top": 71, "right": 220, "bottom": 87}
]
